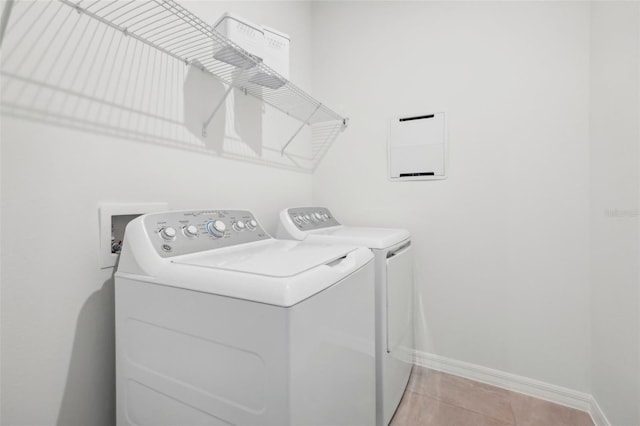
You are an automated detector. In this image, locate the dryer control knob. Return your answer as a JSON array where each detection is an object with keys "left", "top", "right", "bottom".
[
  {"left": 233, "top": 220, "right": 246, "bottom": 232},
  {"left": 183, "top": 225, "right": 198, "bottom": 237},
  {"left": 293, "top": 215, "right": 302, "bottom": 224},
  {"left": 314, "top": 212, "right": 323, "bottom": 221},
  {"left": 207, "top": 220, "right": 226, "bottom": 237},
  {"left": 246, "top": 219, "right": 258, "bottom": 230},
  {"left": 303, "top": 214, "right": 311, "bottom": 223},
  {"left": 160, "top": 227, "right": 176, "bottom": 240}
]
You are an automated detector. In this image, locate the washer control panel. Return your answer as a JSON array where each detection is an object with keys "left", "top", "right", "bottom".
[
  {"left": 143, "top": 210, "right": 270, "bottom": 257},
  {"left": 286, "top": 207, "right": 340, "bottom": 231}
]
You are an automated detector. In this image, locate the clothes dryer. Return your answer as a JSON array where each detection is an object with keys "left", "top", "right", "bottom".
[
  {"left": 115, "top": 209, "right": 375, "bottom": 426},
  {"left": 277, "top": 207, "right": 414, "bottom": 426}
]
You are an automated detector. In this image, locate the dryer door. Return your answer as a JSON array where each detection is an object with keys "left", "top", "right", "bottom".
[{"left": 386, "top": 242, "right": 414, "bottom": 356}]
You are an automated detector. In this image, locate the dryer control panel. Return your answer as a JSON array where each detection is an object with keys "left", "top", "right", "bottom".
[
  {"left": 143, "top": 210, "right": 270, "bottom": 258},
  {"left": 286, "top": 207, "right": 341, "bottom": 231}
]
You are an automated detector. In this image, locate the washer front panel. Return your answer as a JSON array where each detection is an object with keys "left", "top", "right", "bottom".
[
  {"left": 286, "top": 207, "right": 340, "bottom": 231},
  {"left": 143, "top": 210, "right": 270, "bottom": 258}
]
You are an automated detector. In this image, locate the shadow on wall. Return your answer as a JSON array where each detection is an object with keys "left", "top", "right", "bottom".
[
  {"left": 56, "top": 277, "right": 116, "bottom": 426},
  {"left": 183, "top": 64, "right": 263, "bottom": 157},
  {"left": 0, "top": 0, "right": 303, "bottom": 171}
]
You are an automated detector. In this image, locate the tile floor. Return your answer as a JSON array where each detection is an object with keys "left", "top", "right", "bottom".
[{"left": 390, "top": 367, "right": 595, "bottom": 426}]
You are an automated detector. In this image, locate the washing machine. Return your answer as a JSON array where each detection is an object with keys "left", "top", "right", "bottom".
[
  {"left": 277, "top": 207, "right": 414, "bottom": 426},
  {"left": 114, "top": 209, "right": 376, "bottom": 426}
]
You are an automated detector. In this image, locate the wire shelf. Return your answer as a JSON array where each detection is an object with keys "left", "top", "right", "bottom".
[
  {"left": 57, "top": 0, "right": 348, "bottom": 159},
  {"left": 1, "top": 0, "right": 347, "bottom": 172}
]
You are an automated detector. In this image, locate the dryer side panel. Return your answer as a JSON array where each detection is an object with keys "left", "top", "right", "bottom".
[
  {"left": 379, "top": 242, "right": 415, "bottom": 426},
  {"left": 386, "top": 243, "right": 414, "bottom": 356}
]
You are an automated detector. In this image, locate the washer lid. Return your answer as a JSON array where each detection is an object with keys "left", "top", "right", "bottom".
[
  {"left": 306, "top": 226, "right": 410, "bottom": 250},
  {"left": 172, "top": 239, "right": 358, "bottom": 277}
]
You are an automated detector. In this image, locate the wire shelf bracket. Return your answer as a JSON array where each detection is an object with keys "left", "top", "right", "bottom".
[
  {"left": 202, "top": 84, "right": 233, "bottom": 138},
  {"left": 281, "top": 103, "right": 321, "bottom": 155},
  {"left": 57, "top": 0, "right": 349, "bottom": 165}
]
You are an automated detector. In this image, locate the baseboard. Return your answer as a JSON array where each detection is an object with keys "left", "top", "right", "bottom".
[
  {"left": 588, "top": 395, "right": 612, "bottom": 426},
  {"left": 413, "top": 350, "right": 610, "bottom": 426}
]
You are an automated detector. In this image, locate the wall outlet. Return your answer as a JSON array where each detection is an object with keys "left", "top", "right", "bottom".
[{"left": 99, "top": 203, "right": 168, "bottom": 269}]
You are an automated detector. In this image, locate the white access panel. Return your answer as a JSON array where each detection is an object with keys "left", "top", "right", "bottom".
[{"left": 388, "top": 111, "right": 447, "bottom": 181}]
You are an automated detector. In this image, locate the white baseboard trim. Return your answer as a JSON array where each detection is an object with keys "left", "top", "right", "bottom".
[
  {"left": 413, "top": 350, "right": 610, "bottom": 426},
  {"left": 588, "top": 396, "right": 612, "bottom": 426}
]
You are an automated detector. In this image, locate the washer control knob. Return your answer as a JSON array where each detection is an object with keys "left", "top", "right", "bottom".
[
  {"left": 233, "top": 220, "right": 246, "bottom": 232},
  {"left": 160, "top": 227, "right": 176, "bottom": 240},
  {"left": 303, "top": 214, "right": 311, "bottom": 223},
  {"left": 206, "top": 220, "right": 226, "bottom": 237},
  {"left": 323, "top": 213, "right": 330, "bottom": 220},
  {"left": 184, "top": 225, "right": 198, "bottom": 237},
  {"left": 246, "top": 219, "right": 258, "bottom": 230},
  {"left": 314, "top": 212, "right": 323, "bottom": 221},
  {"left": 293, "top": 215, "right": 302, "bottom": 224}
]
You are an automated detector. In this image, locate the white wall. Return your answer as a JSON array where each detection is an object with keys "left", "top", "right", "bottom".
[
  {"left": 590, "top": 3, "right": 640, "bottom": 425},
  {"left": 0, "top": 2, "right": 314, "bottom": 425},
  {"left": 2, "top": 1, "right": 639, "bottom": 425},
  {"left": 312, "top": 1, "right": 592, "bottom": 393}
]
